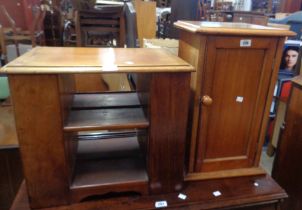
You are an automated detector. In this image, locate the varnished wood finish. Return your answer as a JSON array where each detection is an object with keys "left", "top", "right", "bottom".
[
  {"left": 3, "top": 47, "right": 193, "bottom": 208},
  {"left": 148, "top": 73, "right": 190, "bottom": 194},
  {"left": 272, "top": 76, "right": 302, "bottom": 210},
  {"left": 174, "top": 21, "right": 296, "bottom": 37},
  {"left": 196, "top": 37, "right": 277, "bottom": 172},
  {"left": 1, "top": 47, "right": 194, "bottom": 74},
  {"left": 134, "top": 0, "right": 156, "bottom": 47},
  {"left": 177, "top": 21, "right": 292, "bottom": 179},
  {"left": 8, "top": 75, "right": 70, "bottom": 208},
  {"left": 70, "top": 137, "right": 148, "bottom": 202},
  {"left": 178, "top": 30, "right": 207, "bottom": 173},
  {"left": 185, "top": 167, "right": 266, "bottom": 181},
  {"left": 11, "top": 175, "right": 287, "bottom": 210},
  {"left": 254, "top": 38, "right": 286, "bottom": 165},
  {"left": 72, "top": 92, "right": 141, "bottom": 109},
  {"left": 64, "top": 108, "right": 149, "bottom": 132}
]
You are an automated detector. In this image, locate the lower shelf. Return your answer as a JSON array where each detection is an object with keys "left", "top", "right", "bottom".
[
  {"left": 71, "top": 158, "right": 148, "bottom": 189},
  {"left": 70, "top": 136, "right": 148, "bottom": 202}
]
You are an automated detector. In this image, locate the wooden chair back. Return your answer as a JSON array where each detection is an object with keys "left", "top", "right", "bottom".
[{"left": 75, "top": 5, "right": 125, "bottom": 47}]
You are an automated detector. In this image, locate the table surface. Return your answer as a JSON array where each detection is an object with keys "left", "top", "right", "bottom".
[
  {"left": 174, "top": 21, "right": 296, "bottom": 37},
  {"left": 1, "top": 47, "right": 194, "bottom": 74},
  {"left": 10, "top": 175, "right": 287, "bottom": 210}
]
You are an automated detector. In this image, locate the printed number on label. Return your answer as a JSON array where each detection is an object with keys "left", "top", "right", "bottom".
[
  {"left": 240, "top": 39, "right": 252, "bottom": 47},
  {"left": 155, "top": 201, "right": 168, "bottom": 208}
]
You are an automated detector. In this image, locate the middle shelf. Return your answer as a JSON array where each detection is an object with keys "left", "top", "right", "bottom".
[{"left": 64, "top": 92, "right": 149, "bottom": 132}]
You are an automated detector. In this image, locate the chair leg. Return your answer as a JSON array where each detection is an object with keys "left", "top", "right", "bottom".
[{"left": 14, "top": 41, "right": 20, "bottom": 57}]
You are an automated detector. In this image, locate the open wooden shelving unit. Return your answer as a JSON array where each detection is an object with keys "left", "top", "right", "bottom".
[
  {"left": 1, "top": 47, "right": 193, "bottom": 209},
  {"left": 65, "top": 91, "right": 150, "bottom": 202}
]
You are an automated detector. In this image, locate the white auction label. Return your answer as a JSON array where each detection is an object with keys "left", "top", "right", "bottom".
[
  {"left": 213, "top": 191, "right": 222, "bottom": 197},
  {"left": 178, "top": 193, "right": 187, "bottom": 200},
  {"left": 240, "top": 39, "right": 252, "bottom": 47},
  {"left": 236, "top": 96, "right": 244, "bottom": 103},
  {"left": 155, "top": 201, "right": 168, "bottom": 208}
]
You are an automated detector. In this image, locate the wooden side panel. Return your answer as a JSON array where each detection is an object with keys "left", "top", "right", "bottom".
[
  {"left": 8, "top": 75, "right": 69, "bottom": 208},
  {"left": 58, "top": 74, "right": 77, "bottom": 185},
  {"left": 135, "top": 0, "right": 156, "bottom": 47},
  {"left": 178, "top": 30, "right": 206, "bottom": 172},
  {"left": 148, "top": 72, "right": 190, "bottom": 194},
  {"left": 254, "top": 38, "right": 286, "bottom": 165},
  {"left": 272, "top": 82, "right": 302, "bottom": 210},
  {"left": 195, "top": 37, "right": 277, "bottom": 172}
]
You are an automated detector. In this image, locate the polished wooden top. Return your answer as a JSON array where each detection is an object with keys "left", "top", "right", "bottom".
[
  {"left": 292, "top": 75, "right": 302, "bottom": 87},
  {"left": 174, "top": 21, "right": 296, "bottom": 37},
  {"left": 1, "top": 47, "right": 194, "bottom": 74}
]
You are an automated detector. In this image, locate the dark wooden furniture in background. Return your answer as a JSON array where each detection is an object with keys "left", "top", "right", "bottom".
[
  {"left": 174, "top": 21, "right": 295, "bottom": 180},
  {"left": 0, "top": 146, "right": 23, "bottom": 210},
  {"left": 74, "top": 5, "right": 126, "bottom": 93},
  {"left": 0, "top": 0, "right": 40, "bottom": 31},
  {"left": 11, "top": 175, "right": 287, "bottom": 210},
  {"left": 1, "top": 47, "right": 193, "bottom": 209},
  {"left": 272, "top": 76, "right": 302, "bottom": 210},
  {"left": 0, "top": 105, "right": 23, "bottom": 210},
  {"left": 233, "top": 11, "right": 269, "bottom": 25},
  {"left": 0, "top": 5, "right": 46, "bottom": 56},
  {"left": 280, "top": 0, "right": 302, "bottom": 13},
  {"left": 75, "top": 5, "right": 125, "bottom": 47}
]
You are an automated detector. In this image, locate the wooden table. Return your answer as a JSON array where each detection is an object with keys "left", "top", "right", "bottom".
[{"left": 11, "top": 175, "right": 287, "bottom": 210}]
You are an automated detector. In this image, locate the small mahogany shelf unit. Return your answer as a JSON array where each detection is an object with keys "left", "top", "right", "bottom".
[
  {"left": 1, "top": 47, "right": 194, "bottom": 209},
  {"left": 174, "top": 21, "right": 295, "bottom": 180}
]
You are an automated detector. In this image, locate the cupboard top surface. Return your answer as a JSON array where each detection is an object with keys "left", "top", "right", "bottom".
[
  {"left": 292, "top": 75, "right": 302, "bottom": 87},
  {"left": 1, "top": 47, "right": 194, "bottom": 74},
  {"left": 174, "top": 21, "right": 296, "bottom": 37}
]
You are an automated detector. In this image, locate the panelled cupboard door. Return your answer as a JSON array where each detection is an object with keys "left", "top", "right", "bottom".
[{"left": 195, "top": 36, "right": 277, "bottom": 172}]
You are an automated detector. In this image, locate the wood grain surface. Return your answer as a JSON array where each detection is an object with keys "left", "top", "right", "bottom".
[
  {"left": 272, "top": 76, "right": 302, "bottom": 210},
  {"left": 1, "top": 47, "right": 194, "bottom": 74},
  {"left": 174, "top": 21, "right": 296, "bottom": 37},
  {"left": 11, "top": 175, "right": 287, "bottom": 210}
]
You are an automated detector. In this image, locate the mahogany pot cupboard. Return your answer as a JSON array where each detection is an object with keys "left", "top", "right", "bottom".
[
  {"left": 174, "top": 21, "right": 294, "bottom": 180},
  {"left": 0, "top": 22, "right": 295, "bottom": 210}
]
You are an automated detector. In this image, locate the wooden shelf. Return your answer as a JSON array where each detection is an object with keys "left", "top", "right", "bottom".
[
  {"left": 72, "top": 92, "right": 141, "bottom": 109},
  {"left": 64, "top": 108, "right": 149, "bottom": 132},
  {"left": 71, "top": 158, "right": 148, "bottom": 189},
  {"left": 70, "top": 136, "right": 148, "bottom": 201},
  {"left": 76, "top": 136, "right": 144, "bottom": 160}
]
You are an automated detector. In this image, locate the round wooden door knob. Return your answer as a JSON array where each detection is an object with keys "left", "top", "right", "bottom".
[{"left": 201, "top": 95, "right": 213, "bottom": 106}]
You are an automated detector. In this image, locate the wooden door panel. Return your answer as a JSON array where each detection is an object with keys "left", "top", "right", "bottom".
[
  {"left": 205, "top": 49, "right": 265, "bottom": 158},
  {"left": 195, "top": 37, "right": 277, "bottom": 172}
]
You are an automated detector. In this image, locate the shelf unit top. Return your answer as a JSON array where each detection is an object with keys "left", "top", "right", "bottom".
[
  {"left": 174, "top": 21, "right": 296, "bottom": 37},
  {"left": 1, "top": 47, "right": 194, "bottom": 74}
]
